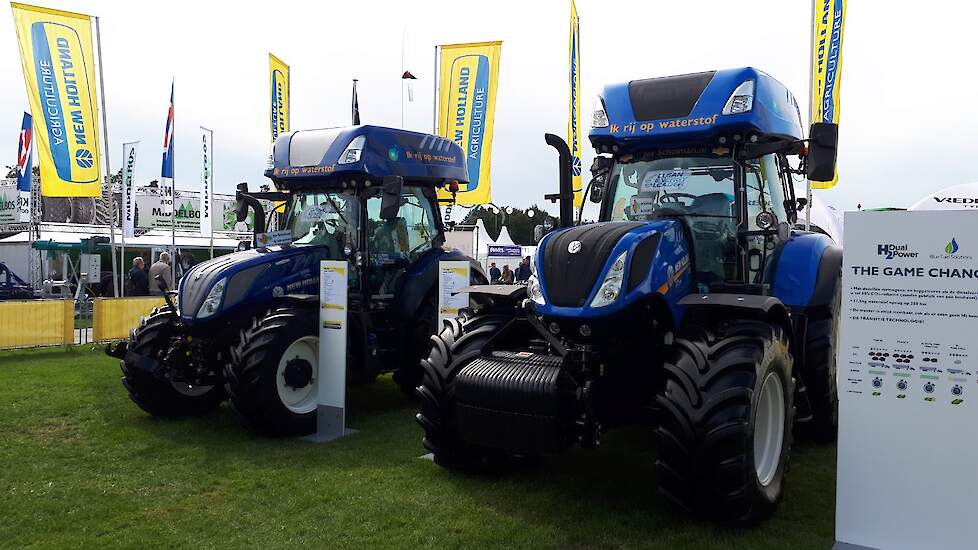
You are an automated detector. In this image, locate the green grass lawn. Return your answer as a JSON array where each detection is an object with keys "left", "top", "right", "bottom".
[{"left": 0, "top": 347, "right": 837, "bottom": 549}]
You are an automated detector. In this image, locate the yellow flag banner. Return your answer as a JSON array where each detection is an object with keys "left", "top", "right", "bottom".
[
  {"left": 436, "top": 41, "right": 502, "bottom": 206},
  {"left": 11, "top": 3, "right": 102, "bottom": 197},
  {"left": 568, "top": 0, "right": 582, "bottom": 207},
  {"left": 809, "top": 0, "right": 846, "bottom": 189},
  {"left": 269, "top": 53, "right": 290, "bottom": 143}
]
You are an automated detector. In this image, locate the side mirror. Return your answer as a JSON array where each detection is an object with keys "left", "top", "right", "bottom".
[
  {"left": 589, "top": 156, "right": 612, "bottom": 204},
  {"left": 235, "top": 182, "right": 249, "bottom": 222},
  {"left": 380, "top": 175, "right": 403, "bottom": 220},
  {"left": 807, "top": 122, "right": 839, "bottom": 182}
]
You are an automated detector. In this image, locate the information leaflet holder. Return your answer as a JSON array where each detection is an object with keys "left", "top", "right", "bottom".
[
  {"left": 836, "top": 211, "right": 978, "bottom": 550},
  {"left": 307, "top": 260, "right": 354, "bottom": 442},
  {"left": 438, "top": 261, "right": 470, "bottom": 326}
]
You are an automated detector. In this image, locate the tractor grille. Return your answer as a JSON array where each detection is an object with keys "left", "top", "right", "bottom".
[{"left": 541, "top": 222, "right": 643, "bottom": 307}]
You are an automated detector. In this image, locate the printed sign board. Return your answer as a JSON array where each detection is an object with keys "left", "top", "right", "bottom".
[
  {"left": 487, "top": 245, "right": 522, "bottom": 257},
  {"left": 312, "top": 260, "right": 350, "bottom": 442},
  {"left": 438, "top": 261, "right": 470, "bottom": 325},
  {"left": 836, "top": 211, "right": 978, "bottom": 550}
]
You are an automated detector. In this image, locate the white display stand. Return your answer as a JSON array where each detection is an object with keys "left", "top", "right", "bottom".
[
  {"left": 305, "top": 260, "right": 354, "bottom": 442},
  {"left": 438, "top": 261, "right": 470, "bottom": 325},
  {"left": 836, "top": 211, "right": 978, "bottom": 550}
]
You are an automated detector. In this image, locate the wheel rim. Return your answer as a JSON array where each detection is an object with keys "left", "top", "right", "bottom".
[
  {"left": 275, "top": 336, "right": 319, "bottom": 414},
  {"left": 171, "top": 381, "right": 213, "bottom": 397},
  {"left": 753, "top": 372, "right": 786, "bottom": 487}
]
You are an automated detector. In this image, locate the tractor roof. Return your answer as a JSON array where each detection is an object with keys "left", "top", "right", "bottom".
[
  {"left": 589, "top": 67, "right": 804, "bottom": 152},
  {"left": 265, "top": 125, "right": 468, "bottom": 189}
]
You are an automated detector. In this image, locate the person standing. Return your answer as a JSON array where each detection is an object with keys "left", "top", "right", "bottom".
[
  {"left": 128, "top": 257, "right": 149, "bottom": 296},
  {"left": 148, "top": 252, "right": 174, "bottom": 295},
  {"left": 489, "top": 262, "right": 501, "bottom": 284},
  {"left": 500, "top": 264, "right": 514, "bottom": 284},
  {"left": 515, "top": 256, "right": 532, "bottom": 283}
]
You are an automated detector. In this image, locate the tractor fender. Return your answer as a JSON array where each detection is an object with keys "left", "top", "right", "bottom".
[
  {"left": 394, "top": 248, "right": 486, "bottom": 321},
  {"left": 771, "top": 232, "right": 840, "bottom": 308},
  {"left": 678, "top": 293, "right": 793, "bottom": 346}
]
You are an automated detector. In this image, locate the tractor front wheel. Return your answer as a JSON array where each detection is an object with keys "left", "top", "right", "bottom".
[
  {"left": 655, "top": 320, "right": 795, "bottom": 523},
  {"left": 120, "top": 307, "right": 226, "bottom": 417},
  {"left": 416, "top": 311, "right": 511, "bottom": 471},
  {"left": 225, "top": 307, "right": 321, "bottom": 436}
]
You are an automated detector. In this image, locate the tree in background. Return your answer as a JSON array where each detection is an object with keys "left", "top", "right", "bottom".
[{"left": 460, "top": 204, "right": 557, "bottom": 245}]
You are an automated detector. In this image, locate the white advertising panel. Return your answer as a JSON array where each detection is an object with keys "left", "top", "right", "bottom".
[
  {"left": 315, "top": 260, "right": 349, "bottom": 441},
  {"left": 121, "top": 142, "right": 138, "bottom": 238},
  {"left": 438, "top": 261, "right": 470, "bottom": 325},
  {"left": 836, "top": 211, "right": 978, "bottom": 550},
  {"left": 199, "top": 127, "right": 213, "bottom": 238}
]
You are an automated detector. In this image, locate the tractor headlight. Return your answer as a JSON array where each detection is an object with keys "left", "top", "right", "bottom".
[
  {"left": 196, "top": 277, "right": 227, "bottom": 319},
  {"left": 590, "top": 251, "right": 627, "bottom": 308},
  {"left": 722, "top": 80, "right": 755, "bottom": 115},
  {"left": 338, "top": 135, "right": 366, "bottom": 164},
  {"left": 592, "top": 96, "right": 610, "bottom": 128},
  {"left": 527, "top": 274, "right": 545, "bottom": 305}
]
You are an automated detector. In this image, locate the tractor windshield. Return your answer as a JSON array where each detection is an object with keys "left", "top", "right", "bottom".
[
  {"left": 287, "top": 191, "right": 359, "bottom": 257},
  {"left": 604, "top": 156, "right": 738, "bottom": 285}
]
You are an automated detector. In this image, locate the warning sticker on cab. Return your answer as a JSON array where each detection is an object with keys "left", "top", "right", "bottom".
[{"left": 641, "top": 169, "right": 689, "bottom": 192}]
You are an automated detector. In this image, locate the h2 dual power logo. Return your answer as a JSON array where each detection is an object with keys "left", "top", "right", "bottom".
[{"left": 879, "top": 238, "right": 968, "bottom": 260}]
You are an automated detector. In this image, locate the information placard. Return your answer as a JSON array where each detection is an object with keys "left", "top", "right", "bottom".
[
  {"left": 836, "top": 211, "right": 978, "bottom": 550},
  {"left": 438, "top": 261, "right": 470, "bottom": 325},
  {"left": 312, "top": 260, "right": 349, "bottom": 442}
]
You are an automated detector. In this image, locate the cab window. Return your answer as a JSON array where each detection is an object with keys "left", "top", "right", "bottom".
[{"left": 366, "top": 186, "right": 438, "bottom": 265}]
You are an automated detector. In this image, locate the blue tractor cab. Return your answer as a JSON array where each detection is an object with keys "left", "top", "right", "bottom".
[
  {"left": 416, "top": 68, "right": 842, "bottom": 523},
  {"left": 110, "top": 125, "right": 483, "bottom": 436}
]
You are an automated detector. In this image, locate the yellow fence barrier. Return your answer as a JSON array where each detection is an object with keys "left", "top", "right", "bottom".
[
  {"left": 0, "top": 299, "right": 74, "bottom": 349},
  {"left": 93, "top": 297, "right": 167, "bottom": 342}
]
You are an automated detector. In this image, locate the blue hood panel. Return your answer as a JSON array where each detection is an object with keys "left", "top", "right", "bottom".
[{"left": 535, "top": 220, "right": 693, "bottom": 320}]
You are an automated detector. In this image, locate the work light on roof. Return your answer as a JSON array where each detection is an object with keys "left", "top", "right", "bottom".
[
  {"left": 722, "top": 80, "right": 755, "bottom": 115},
  {"left": 592, "top": 96, "right": 609, "bottom": 128},
  {"left": 338, "top": 135, "right": 366, "bottom": 164}
]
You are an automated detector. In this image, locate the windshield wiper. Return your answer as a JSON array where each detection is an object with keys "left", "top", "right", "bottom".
[{"left": 323, "top": 194, "right": 349, "bottom": 227}]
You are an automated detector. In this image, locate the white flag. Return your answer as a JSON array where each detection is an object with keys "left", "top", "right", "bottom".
[
  {"left": 122, "top": 141, "right": 139, "bottom": 238},
  {"left": 200, "top": 127, "right": 214, "bottom": 237}
]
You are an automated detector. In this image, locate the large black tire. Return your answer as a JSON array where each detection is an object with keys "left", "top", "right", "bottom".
[
  {"left": 225, "top": 307, "right": 320, "bottom": 436},
  {"left": 120, "top": 307, "right": 227, "bottom": 417},
  {"left": 799, "top": 286, "right": 841, "bottom": 442},
  {"left": 416, "top": 311, "right": 510, "bottom": 470},
  {"left": 655, "top": 320, "right": 795, "bottom": 523},
  {"left": 393, "top": 291, "right": 438, "bottom": 396}
]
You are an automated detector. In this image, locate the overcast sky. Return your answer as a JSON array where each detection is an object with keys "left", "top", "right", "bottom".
[{"left": 1, "top": 0, "right": 975, "bottom": 217}]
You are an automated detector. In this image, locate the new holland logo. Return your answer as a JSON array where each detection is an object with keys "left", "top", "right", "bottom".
[
  {"left": 571, "top": 156, "right": 581, "bottom": 177},
  {"left": 568, "top": 240, "right": 582, "bottom": 254},
  {"left": 75, "top": 149, "right": 94, "bottom": 168}
]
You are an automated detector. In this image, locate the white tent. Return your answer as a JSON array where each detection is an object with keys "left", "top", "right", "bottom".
[
  {"left": 909, "top": 182, "right": 978, "bottom": 211},
  {"left": 495, "top": 226, "right": 517, "bottom": 246}
]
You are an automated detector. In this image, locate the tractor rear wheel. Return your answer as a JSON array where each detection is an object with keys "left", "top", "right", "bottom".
[
  {"left": 416, "top": 311, "right": 510, "bottom": 471},
  {"left": 799, "top": 286, "right": 841, "bottom": 442},
  {"left": 655, "top": 320, "right": 794, "bottom": 523},
  {"left": 225, "top": 307, "right": 320, "bottom": 436},
  {"left": 120, "top": 307, "right": 226, "bottom": 417}
]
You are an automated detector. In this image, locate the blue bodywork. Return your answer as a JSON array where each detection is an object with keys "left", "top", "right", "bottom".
[
  {"left": 535, "top": 67, "right": 835, "bottom": 329},
  {"left": 535, "top": 220, "right": 693, "bottom": 323},
  {"left": 590, "top": 67, "right": 804, "bottom": 151},
  {"left": 178, "top": 125, "right": 474, "bottom": 332},
  {"left": 266, "top": 125, "right": 468, "bottom": 186}
]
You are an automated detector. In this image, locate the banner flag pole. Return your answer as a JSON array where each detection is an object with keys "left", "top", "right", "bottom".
[
  {"left": 805, "top": 0, "right": 815, "bottom": 231},
  {"left": 94, "top": 16, "right": 119, "bottom": 296}
]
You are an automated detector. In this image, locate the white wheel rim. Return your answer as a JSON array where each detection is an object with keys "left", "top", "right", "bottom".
[
  {"left": 171, "top": 381, "right": 213, "bottom": 397},
  {"left": 276, "top": 336, "right": 319, "bottom": 414},
  {"left": 753, "top": 372, "right": 786, "bottom": 487}
]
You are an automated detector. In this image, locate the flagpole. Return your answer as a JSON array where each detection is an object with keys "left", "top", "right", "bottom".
[
  {"left": 805, "top": 0, "right": 814, "bottom": 232},
  {"left": 432, "top": 45, "right": 438, "bottom": 135},
  {"left": 208, "top": 128, "right": 214, "bottom": 259},
  {"left": 120, "top": 142, "right": 125, "bottom": 297},
  {"left": 401, "top": 29, "right": 406, "bottom": 128},
  {"left": 94, "top": 16, "right": 120, "bottom": 297},
  {"left": 171, "top": 79, "right": 177, "bottom": 285}
]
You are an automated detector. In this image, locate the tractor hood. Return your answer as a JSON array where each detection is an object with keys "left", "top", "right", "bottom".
[
  {"left": 178, "top": 245, "right": 330, "bottom": 323},
  {"left": 534, "top": 219, "right": 692, "bottom": 318}
]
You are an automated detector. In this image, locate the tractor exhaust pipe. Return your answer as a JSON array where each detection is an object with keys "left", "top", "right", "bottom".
[{"left": 544, "top": 133, "right": 574, "bottom": 229}]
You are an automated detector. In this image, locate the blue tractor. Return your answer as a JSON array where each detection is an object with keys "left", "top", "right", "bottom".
[
  {"left": 417, "top": 68, "right": 842, "bottom": 522},
  {"left": 108, "top": 126, "right": 483, "bottom": 436}
]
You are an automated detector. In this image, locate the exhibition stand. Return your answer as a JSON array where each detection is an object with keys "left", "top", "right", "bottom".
[{"left": 835, "top": 211, "right": 978, "bottom": 550}]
